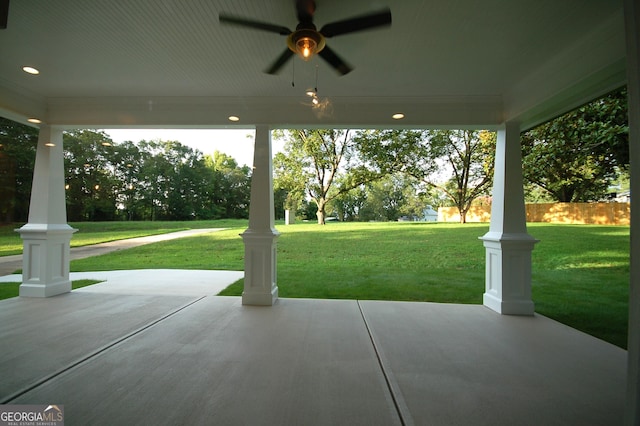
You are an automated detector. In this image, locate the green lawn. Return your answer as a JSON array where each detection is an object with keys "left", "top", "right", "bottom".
[
  {"left": 0, "top": 219, "right": 248, "bottom": 256},
  {"left": 1, "top": 220, "right": 630, "bottom": 348}
]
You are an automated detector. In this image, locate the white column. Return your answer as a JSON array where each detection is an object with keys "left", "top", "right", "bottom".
[
  {"left": 480, "top": 121, "right": 538, "bottom": 315},
  {"left": 240, "top": 125, "right": 279, "bottom": 306},
  {"left": 17, "top": 125, "right": 77, "bottom": 297},
  {"left": 625, "top": 0, "right": 640, "bottom": 422}
]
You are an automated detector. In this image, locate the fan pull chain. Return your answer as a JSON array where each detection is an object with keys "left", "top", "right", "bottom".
[
  {"left": 291, "top": 59, "right": 295, "bottom": 87},
  {"left": 314, "top": 65, "right": 318, "bottom": 94}
]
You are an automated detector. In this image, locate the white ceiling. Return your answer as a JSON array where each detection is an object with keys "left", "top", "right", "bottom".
[{"left": 0, "top": 0, "right": 627, "bottom": 130}]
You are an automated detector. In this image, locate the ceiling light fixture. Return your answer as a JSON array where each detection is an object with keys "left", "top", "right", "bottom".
[
  {"left": 101, "top": 142, "right": 112, "bottom": 147},
  {"left": 44, "top": 142, "right": 55, "bottom": 147},
  {"left": 27, "top": 118, "right": 42, "bottom": 124},
  {"left": 287, "top": 29, "right": 325, "bottom": 61},
  {"left": 392, "top": 113, "right": 405, "bottom": 120},
  {"left": 22, "top": 66, "right": 40, "bottom": 75},
  {"left": 228, "top": 115, "right": 240, "bottom": 122}
]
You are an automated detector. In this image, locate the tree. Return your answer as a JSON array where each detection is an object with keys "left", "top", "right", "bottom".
[
  {"left": 206, "top": 151, "right": 251, "bottom": 219},
  {"left": 353, "top": 173, "right": 425, "bottom": 222},
  {"left": 274, "top": 129, "right": 381, "bottom": 225},
  {"left": 134, "top": 140, "right": 217, "bottom": 220},
  {"left": 0, "top": 118, "right": 38, "bottom": 223},
  {"left": 109, "top": 140, "right": 146, "bottom": 220},
  {"left": 332, "top": 183, "right": 367, "bottom": 222},
  {"left": 273, "top": 149, "right": 307, "bottom": 220},
  {"left": 64, "top": 130, "right": 120, "bottom": 221},
  {"left": 521, "top": 87, "right": 628, "bottom": 202},
  {"left": 0, "top": 120, "right": 254, "bottom": 222},
  {"left": 356, "top": 129, "right": 496, "bottom": 223}
]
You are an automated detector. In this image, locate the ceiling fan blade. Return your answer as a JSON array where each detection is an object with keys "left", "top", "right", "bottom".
[
  {"left": 296, "top": 0, "right": 316, "bottom": 24},
  {"left": 320, "top": 8, "right": 391, "bottom": 38},
  {"left": 219, "top": 13, "right": 291, "bottom": 35},
  {"left": 0, "top": 0, "right": 9, "bottom": 29},
  {"left": 318, "top": 45, "right": 352, "bottom": 75},
  {"left": 265, "top": 49, "right": 295, "bottom": 74}
]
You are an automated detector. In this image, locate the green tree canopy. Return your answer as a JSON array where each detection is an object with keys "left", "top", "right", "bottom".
[
  {"left": 521, "top": 87, "right": 628, "bottom": 202},
  {"left": 206, "top": 151, "right": 251, "bottom": 219},
  {"left": 0, "top": 118, "right": 37, "bottom": 223},
  {"left": 355, "top": 129, "right": 496, "bottom": 223},
  {"left": 273, "top": 129, "right": 382, "bottom": 225}
]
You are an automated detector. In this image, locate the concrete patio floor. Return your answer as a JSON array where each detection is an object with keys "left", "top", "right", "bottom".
[{"left": 0, "top": 270, "right": 626, "bottom": 425}]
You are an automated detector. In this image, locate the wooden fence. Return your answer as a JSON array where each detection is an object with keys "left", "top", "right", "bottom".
[{"left": 438, "top": 202, "right": 630, "bottom": 225}]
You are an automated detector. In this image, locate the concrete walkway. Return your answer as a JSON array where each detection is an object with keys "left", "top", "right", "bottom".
[
  {"left": 0, "top": 228, "right": 225, "bottom": 276},
  {"left": 0, "top": 269, "right": 244, "bottom": 296}
]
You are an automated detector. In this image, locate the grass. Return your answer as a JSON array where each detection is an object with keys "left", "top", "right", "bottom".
[
  {"left": 70, "top": 227, "right": 247, "bottom": 271},
  {"left": 0, "top": 219, "right": 248, "bottom": 256},
  {"left": 2, "top": 220, "right": 630, "bottom": 348},
  {"left": 529, "top": 224, "right": 629, "bottom": 349},
  {"left": 0, "top": 279, "right": 103, "bottom": 300}
]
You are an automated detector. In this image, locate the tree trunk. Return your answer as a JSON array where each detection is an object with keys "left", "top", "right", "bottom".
[
  {"left": 315, "top": 199, "right": 327, "bottom": 225},
  {"left": 459, "top": 209, "right": 467, "bottom": 224}
]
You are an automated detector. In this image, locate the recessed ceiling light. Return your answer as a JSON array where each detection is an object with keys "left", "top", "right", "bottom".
[
  {"left": 101, "top": 142, "right": 112, "bottom": 147},
  {"left": 27, "top": 118, "right": 42, "bottom": 124},
  {"left": 22, "top": 66, "right": 40, "bottom": 75},
  {"left": 44, "top": 142, "right": 55, "bottom": 147},
  {"left": 392, "top": 113, "right": 405, "bottom": 120},
  {"left": 228, "top": 115, "right": 240, "bottom": 122}
]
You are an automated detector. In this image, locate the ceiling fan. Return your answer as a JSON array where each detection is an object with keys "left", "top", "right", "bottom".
[{"left": 219, "top": 0, "right": 391, "bottom": 76}]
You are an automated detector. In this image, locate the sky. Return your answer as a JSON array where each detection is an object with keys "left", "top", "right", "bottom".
[{"left": 102, "top": 128, "right": 284, "bottom": 168}]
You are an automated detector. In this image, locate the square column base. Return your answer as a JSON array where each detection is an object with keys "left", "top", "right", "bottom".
[
  {"left": 20, "top": 280, "right": 72, "bottom": 298},
  {"left": 483, "top": 292, "right": 535, "bottom": 315},
  {"left": 241, "top": 230, "right": 279, "bottom": 306},
  {"left": 480, "top": 233, "right": 538, "bottom": 316},
  {"left": 242, "top": 286, "right": 279, "bottom": 306},
  {"left": 17, "top": 224, "right": 77, "bottom": 298}
]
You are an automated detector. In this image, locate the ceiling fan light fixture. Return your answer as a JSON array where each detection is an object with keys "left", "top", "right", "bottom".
[
  {"left": 287, "top": 29, "right": 325, "bottom": 61},
  {"left": 297, "top": 37, "right": 316, "bottom": 59}
]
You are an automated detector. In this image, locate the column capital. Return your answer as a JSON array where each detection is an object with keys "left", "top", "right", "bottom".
[
  {"left": 18, "top": 223, "right": 78, "bottom": 234},
  {"left": 480, "top": 231, "right": 538, "bottom": 245}
]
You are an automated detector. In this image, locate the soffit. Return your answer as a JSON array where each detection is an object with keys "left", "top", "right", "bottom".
[{"left": 0, "top": 0, "right": 626, "bottom": 129}]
